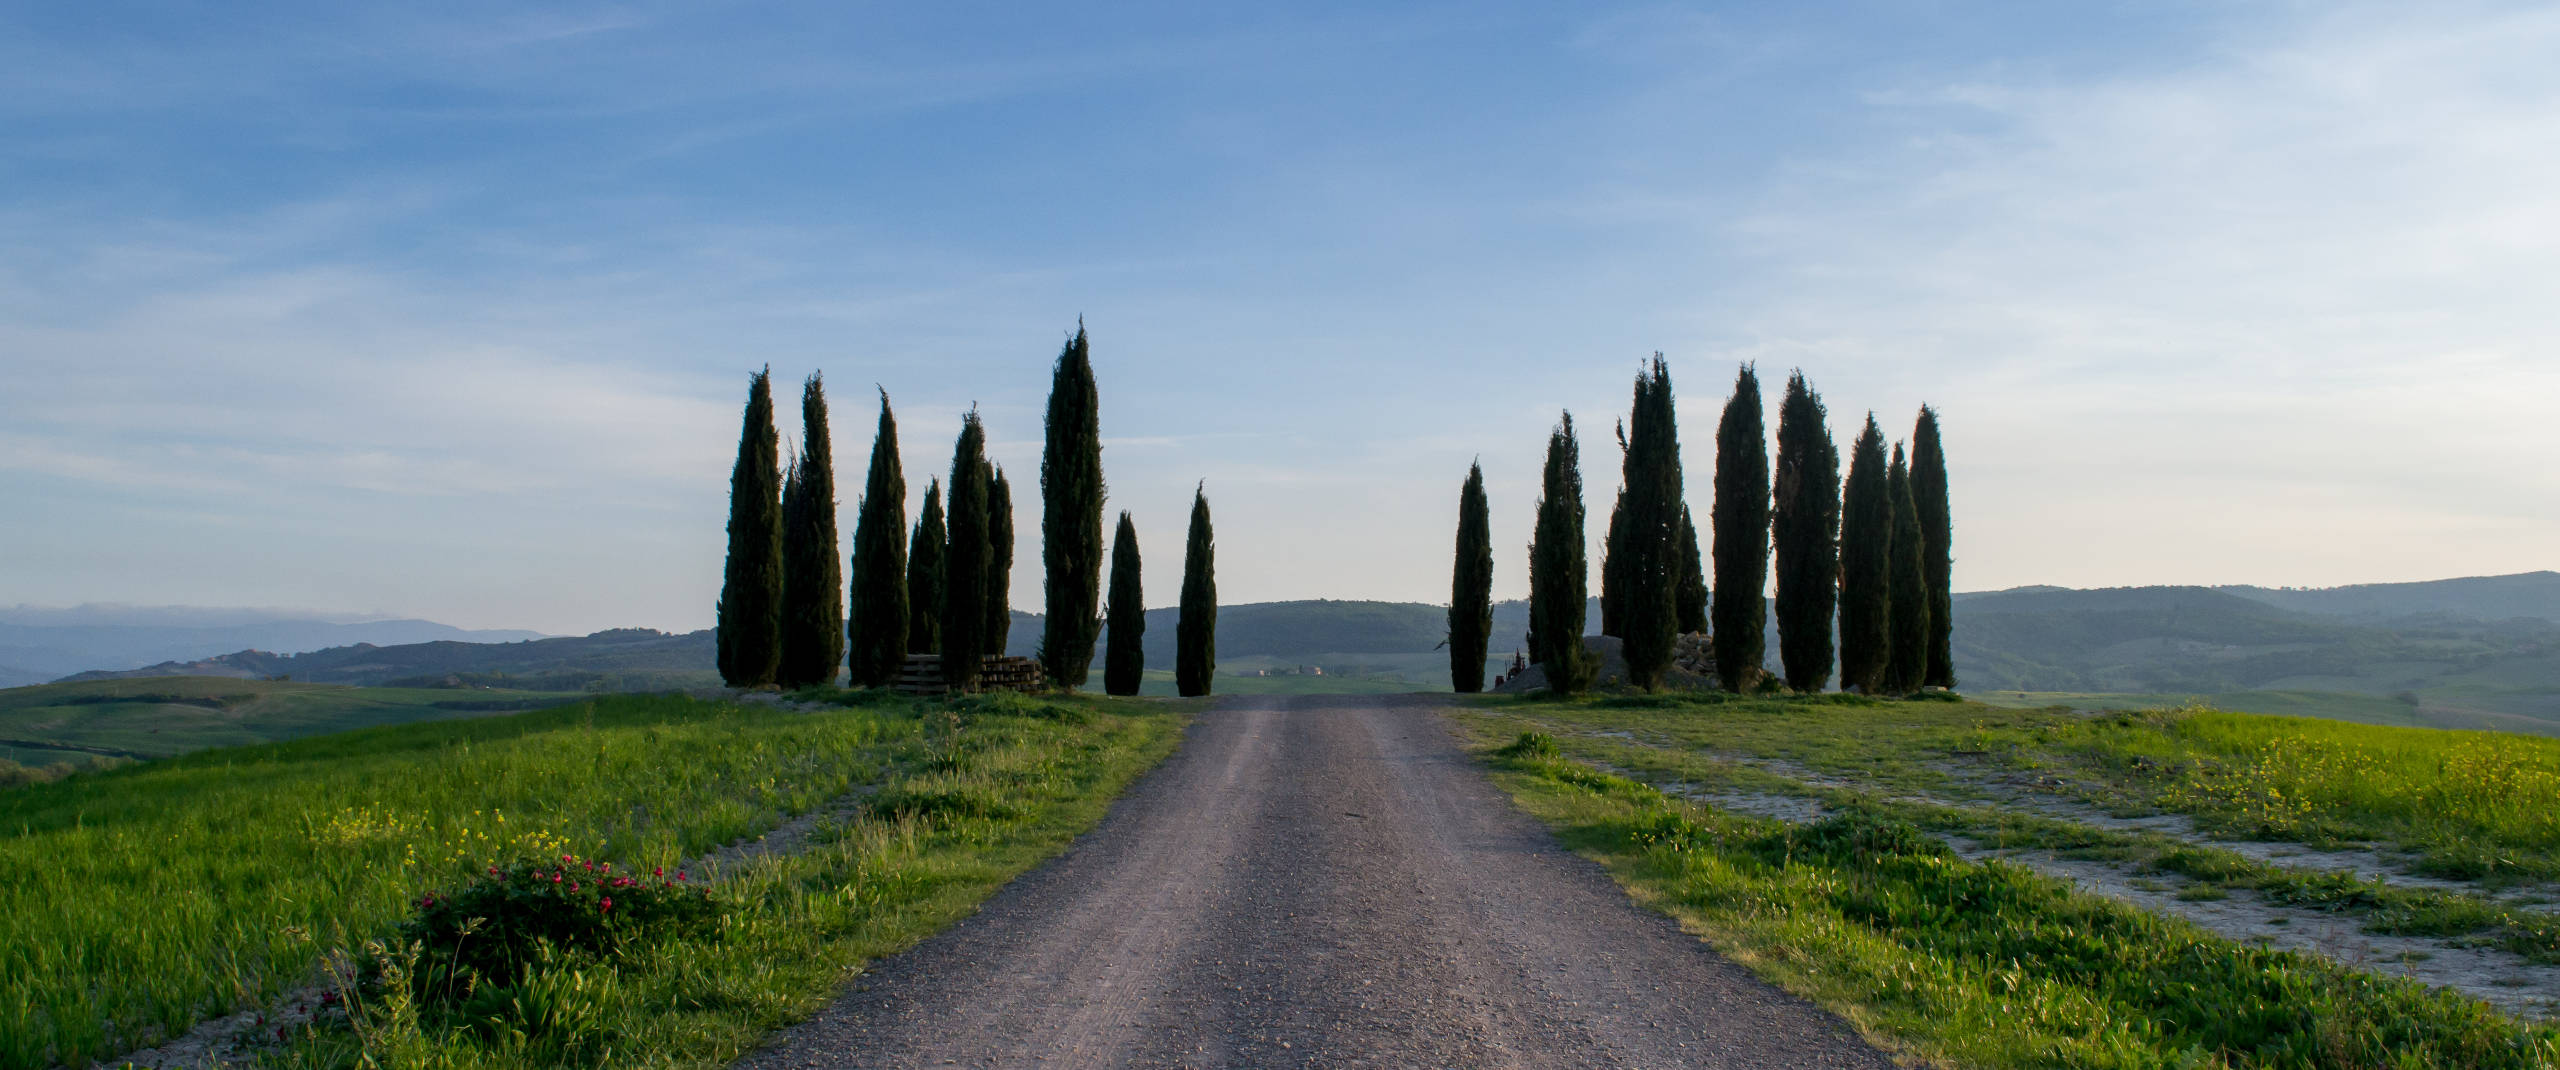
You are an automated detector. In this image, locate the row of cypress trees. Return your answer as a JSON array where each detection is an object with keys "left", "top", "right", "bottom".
[
  {"left": 715, "top": 327, "right": 1219, "bottom": 696},
  {"left": 1468, "top": 358, "right": 1953, "bottom": 695}
]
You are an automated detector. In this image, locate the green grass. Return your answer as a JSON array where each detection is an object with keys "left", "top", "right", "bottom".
[
  {"left": 1471, "top": 743, "right": 2560, "bottom": 1068},
  {"left": 1, "top": 689, "right": 1183, "bottom": 1069},
  {"left": 0, "top": 677, "right": 585, "bottom": 762},
  {"left": 1967, "top": 688, "right": 2560, "bottom": 737}
]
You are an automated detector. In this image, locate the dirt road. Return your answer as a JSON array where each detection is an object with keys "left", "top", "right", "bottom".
[{"left": 739, "top": 694, "right": 1893, "bottom": 1069}]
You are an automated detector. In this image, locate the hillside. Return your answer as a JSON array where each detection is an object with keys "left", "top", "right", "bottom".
[
  {"left": 59, "top": 627, "right": 719, "bottom": 690},
  {"left": 0, "top": 605, "right": 545, "bottom": 687},
  {"left": 2217, "top": 571, "right": 2560, "bottom": 623},
  {"left": 0, "top": 676, "right": 579, "bottom": 768}
]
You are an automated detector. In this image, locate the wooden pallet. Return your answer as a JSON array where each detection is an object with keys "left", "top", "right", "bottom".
[{"left": 893, "top": 653, "right": 1049, "bottom": 696}]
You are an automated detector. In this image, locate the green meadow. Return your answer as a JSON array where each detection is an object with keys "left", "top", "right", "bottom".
[{"left": 0, "top": 677, "right": 583, "bottom": 766}]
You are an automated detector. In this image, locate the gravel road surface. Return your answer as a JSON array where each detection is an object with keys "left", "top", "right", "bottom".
[{"left": 738, "top": 693, "right": 1895, "bottom": 1069}]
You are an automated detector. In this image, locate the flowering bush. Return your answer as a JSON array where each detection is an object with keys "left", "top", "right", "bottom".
[{"left": 396, "top": 853, "right": 721, "bottom": 992}]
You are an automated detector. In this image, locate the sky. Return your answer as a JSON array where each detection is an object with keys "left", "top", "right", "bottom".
[{"left": 2, "top": 1, "right": 2555, "bottom": 635}]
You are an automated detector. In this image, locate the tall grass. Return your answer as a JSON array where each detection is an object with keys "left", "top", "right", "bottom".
[{"left": 0, "top": 692, "right": 1175, "bottom": 1069}]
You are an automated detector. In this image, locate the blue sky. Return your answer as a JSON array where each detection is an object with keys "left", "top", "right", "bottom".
[{"left": 3, "top": 1, "right": 2555, "bottom": 634}]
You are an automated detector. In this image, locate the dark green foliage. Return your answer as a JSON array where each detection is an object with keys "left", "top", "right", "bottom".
[
  {"left": 942, "top": 414, "right": 992, "bottom": 689},
  {"left": 1038, "top": 326, "right": 1107, "bottom": 689},
  {"left": 1597, "top": 491, "right": 1617, "bottom": 634},
  {"left": 716, "top": 368, "right": 784, "bottom": 688},
  {"left": 1838, "top": 415, "right": 1893, "bottom": 694},
  {"left": 1528, "top": 413, "right": 1599, "bottom": 694},
  {"left": 907, "top": 481, "right": 946, "bottom": 655},
  {"left": 1176, "top": 485, "right": 1216, "bottom": 697},
  {"left": 1885, "top": 443, "right": 1928, "bottom": 695},
  {"left": 1772, "top": 371, "right": 1840, "bottom": 692},
  {"left": 1449, "top": 462, "right": 1494, "bottom": 693},
  {"left": 778, "top": 374, "right": 844, "bottom": 689},
  {"left": 1618, "top": 356, "right": 1682, "bottom": 690},
  {"left": 1711, "top": 364, "right": 1770, "bottom": 691},
  {"left": 984, "top": 465, "right": 1014, "bottom": 656},
  {"left": 846, "top": 390, "right": 908, "bottom": 687},
  {"left": 1103, "top": 512, "right": 1145, "bottom": 696},
  {"left": 399, "top": 852, "right": 720, "bottom": 995},
  {"left": 1675, "top": 507, "right": 1707, "bottom": 636},
  {"left": 1912, "top": 406, "right": 1955, "bottom": 688}
]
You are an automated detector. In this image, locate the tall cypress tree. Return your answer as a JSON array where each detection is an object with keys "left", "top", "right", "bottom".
[
  {"left": 1449, "top": 462, "right": 1494, "bottom": 693},
  {"left": 1772, "top": 371, "right": 1840, "bottom": 692},
  {"left": 1885, "top": 442, "right": 1928, "bottom": 695},
  {"left": 984, "top": 464, "right": 1014, "bottom": 655},
  {"left": 907, "top": 480, "right": 945, "bottom": 655},
  {"left": 1837, "top": 415, "right": 1892, "bottom": 694},
  {"left": 1038, "top": 325, "right": 1107, "bottom": 689},
  {"left": 717, "top": 368, "right": 784, "bottom": 688},
  {"left": 1675, "top": 507, "right": 1708, "bottom": 635},
  {"left": 1599, "top": 488, "right": 1627, "bottom": 638},
  {"left": 1528, "top": 413, "right": 1599, "bottom": 694},
  {"left": 846, "top": 389, "right": 907, "bottom": 687},
  {"left": 1912, "top": 406, "right": 1956, "bottom": 688},
  {"left": 1176, "top": 484, "right": 1216, "bottom": 697},
  {"left": 1711, "top": 364, "right": 1770, "bottom": 691},
  {"left": 942, "top": 414, "right": 992, "bottom": 689},
  {"left": 1103, "top": 511, "right": 1145, "bottom": 696},
  {"left": 778, "top": 373, "right": 844, "bottom": 689},
  {"left": 1619, "top": 356, "right": 1682, "bottom": 691}
]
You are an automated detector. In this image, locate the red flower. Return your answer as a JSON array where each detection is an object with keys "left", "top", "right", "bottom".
[
  {"left": 653, "top": 867, "right": 663, "bottom": 877},
  {"left": 487, "top": 866, "right": 499, "bottom": 877},
  {"left": 600, "top": 896, "right": 614, "bottom": 912},
  {"left": 568, "top": 881, "right": 579, "bottom": 892},
  {"left": 676, "top": 871, "right": 687, "bottom": 881}
]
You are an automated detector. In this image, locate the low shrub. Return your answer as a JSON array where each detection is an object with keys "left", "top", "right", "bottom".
[
  {"left": 396, "top": 853, "right": 721, "bottom": 998},
  {"left": 1494, "top": 731, "right": 1560, "bottom": 759}
]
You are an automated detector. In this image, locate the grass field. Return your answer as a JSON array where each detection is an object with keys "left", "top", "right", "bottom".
[
  {"left": 1970, "top": 688, "right": 2560, "bottom": 737},
  {"left": 0, "top": 689, "right": 1183, "bottom": 1069},
  {"left": 0, "top": 677, "right": 583, "bottom": 765},
  {"left": 1456, "top": 692, "right": 2560, "bottom": 1067}
]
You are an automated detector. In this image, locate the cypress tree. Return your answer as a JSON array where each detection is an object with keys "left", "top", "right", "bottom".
[
  {"left": 1885, "top": 442, "right": 1928, "bottom": 695},
  {"left": 1528, "top": 412, "right": 1599, "bottom": 694},
  {"left": 1599, "top": 488, "right": 1627, "bottom": 638},
  {"left": 846, "top": 389, "right": 908, "bottom": 687},
  {"left": 1675, "top": 507, "right": 1708, "bottom": 635},
  {"left": 1711, "top": 364, "right": 1770, "bottom": 691},
  {"left": 1038, "top": 325, "right": 1107, "bottom": 689},
  {"left": 1913, "top": 406, "right": 1956, "bottom": 688},
  {"left": 1837, "top": 415, "right": 1892, "bottom": 694},
  {"left": 1176, "top": 484, "right": 1216, "bottom": 698},
  {"left": 984, "top": 464, "right": 1014, "bottom": 655},
  {"left": 1449, "top": 462, "right": 1494, "bottom": 693},
  {"left": 1103, "top": 511, "right": 1145, "bottom": 696},
  {"left": 778, "top": 373, "right": 844, "bottom": 689},
  {"left": 907, "top": 480, "right": 945, "bottom": 655},
  {"left": 1771, "top": 371, "right": 1840, "bottom": 692},
  {"left": 942, "top": 413, "right": 992, "bottom": 689},
  {"left": 716, "top": 368, "right": 784, "bottom": 688},
  {"left": 1619, "top": 356, "right": 1681, "bottom": 691}
]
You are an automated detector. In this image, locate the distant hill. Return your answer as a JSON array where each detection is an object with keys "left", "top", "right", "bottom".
[
  {"left": 2215, "top": 571, "right": 2560, "bottom": 624},
  {"left": 0, "top": 605, "right": 545, "bottom": 686},
  {"left": 59, "top": 628, "right": 715, "bottom": 690},
  {"left": 0, "top": 676, "right": 581, "bottom": 769}
]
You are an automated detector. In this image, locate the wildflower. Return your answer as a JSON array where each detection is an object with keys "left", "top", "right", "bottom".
[
  {"left": 601, "top": 896, "right": 614, "bottom": 912},
  {"left": 569, "top": 881, "right": 579, "bottom": 892},
  {"left": 654, "top": 867, "right": 663, "bottom": 877},
  {"left": 677, "top": 871, "right": 688, "bottom": 881}
]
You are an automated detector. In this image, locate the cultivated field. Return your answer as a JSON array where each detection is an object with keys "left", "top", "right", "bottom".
[
  {"left": 0, "top": 689, "right": 1182, "bottom": 1069},
  {"left": 1455, "top": 692, "right": 2560, "bottom": 1067}
]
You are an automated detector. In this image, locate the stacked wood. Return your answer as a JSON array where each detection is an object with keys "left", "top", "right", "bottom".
[{"left": 893, "top": 654, "right": 1049, "bottom": 696}]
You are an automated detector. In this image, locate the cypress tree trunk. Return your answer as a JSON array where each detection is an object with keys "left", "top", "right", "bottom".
[
  {"left": 1528, "top": 413, "right": 1599, "bottom": 694},
  {"left": 906, "top": 480, "right": 945, "bottom": 655},
  {"left": 1771, "top": 371, "right": 1840, "bottom": 692},
  {"left": 1837, "top": 415, "right": 1892, "bottom": 694},
  {"left": 779, "top": 373, "right": 844, "bottom": 689},
  {"left": 984, "top": 464, "right": 1014, "bottom": 655},
  {"left": 1619, "top": 356, "right": 1681, "bottom": 691},
  {"left": 1103, "top": 511, "right": 1145, "bottom": 696},
  {"left": 1039, "top": 325, "right": 1107, "bottom": 689},
  {"left": 1600, "top": 488, "right": 1626, "bottom": 638},
  {"left": 942, "top": 414, "right": 992, "bottom": 689},
  {"left": 717, "top": 368, "right": 784, "bottom": 688},
  {"left": 1675, "top": 507, "right": 1708, "bottom": 635},
  {"left": 1885, "top": 442, "right": 1928, "bottom": 695},
  {"left": 846, "top": 389, "right": 908, "bottom": 687},
  {"left": 1913, "top": 406, "right": 1956, "bottom": 688},
  {"left": 1448, "top": 462, "right": 1494, "bottom": 693},
  {"left": 1711, "top": 364, "right": 1770, "bottom": 691},
  {"left": 1176, "top": 485, "right": 1216, "bottom": 697}
]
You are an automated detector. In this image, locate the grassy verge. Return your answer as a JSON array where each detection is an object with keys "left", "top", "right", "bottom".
[
  {"left": 2, "top": 689, "right": 1183, "bottom": 1069},
  {"left": 1473, "top": 730, "right": 2560, "bottom": 1068}
]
